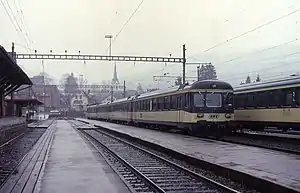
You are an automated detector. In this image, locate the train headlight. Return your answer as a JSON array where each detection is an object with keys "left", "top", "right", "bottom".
[
  {"left": 225, "top": 113, "right": 231, "bottom": 118},
  {"left": 197, "top": 113, "right": 204, "bottom": 118}
]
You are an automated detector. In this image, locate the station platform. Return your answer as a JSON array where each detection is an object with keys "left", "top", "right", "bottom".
[
  {"left": 0, "top": 117, "right": 26, "bottom": 130},
  {"left": 245, "top": 130, "right": 300, "bottom": 139},
  {"left": 78, "top": 118, "right": 300, "bottom": 192},
  {"left": 35, "top": 120, "right": 130, "bottom": 193},
  {"left": 27, "top": 119, "right": 54, "bottom": 129},
  {"left": 0, "top": 120, "right": 130, "bottom": 193}
]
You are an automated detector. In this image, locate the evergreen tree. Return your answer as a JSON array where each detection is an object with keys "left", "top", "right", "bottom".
[
  {"left": 198, "top": 63, "right": 217, "bottom": 81},
  {"left": 245, "top": 75, "right": 251, "bottom": 84},
  {"left": 256, "top": 74, "right": 261, "bottom": 82},
  {"left": 64, "top": 72, "right": 78, "bottom": 94}
]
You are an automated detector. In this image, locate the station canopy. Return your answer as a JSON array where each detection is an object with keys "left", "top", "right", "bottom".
[
  {"left": 5, "top": 98, "right": 43, "bottom": 106},
  {"left": 0, "top": 45, "right": 32, "bottom": 96}
]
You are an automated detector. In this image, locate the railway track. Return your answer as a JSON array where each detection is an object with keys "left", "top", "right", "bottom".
[
  {"left": 0, "top": 127, "right": 47, "bottom": 186},
  {"left": 71, "top": 122, "right": 240, "bottom": 193},
  {"left": 0, "top": 132, "right": 26, "bottom": 150}
]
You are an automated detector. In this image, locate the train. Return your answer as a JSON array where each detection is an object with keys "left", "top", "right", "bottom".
[
  {"left": 86, "top": 80, "right": 235, "bottom": 136},
  {"left": 49, "top": 110, "right": 62, "bottom": 118},
  {"left": 233, "top": 75, "right": 300, "bottom": 132}
]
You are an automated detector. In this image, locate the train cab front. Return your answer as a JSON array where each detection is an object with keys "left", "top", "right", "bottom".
[{"left": 190, "top": 89, "right": 234, "bottom": 136}]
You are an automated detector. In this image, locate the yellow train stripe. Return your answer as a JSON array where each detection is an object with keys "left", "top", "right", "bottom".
[{"left": 235, "top": 108, "right": 300, "bottom": 123}]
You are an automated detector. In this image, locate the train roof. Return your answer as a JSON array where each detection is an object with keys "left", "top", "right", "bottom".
[
  {"left": 89, "top": 80, "right": 233, "bottom": 107},
  {"left": 234, "top": 75, "right": 300, "bottom": 92},
  {"left": 138, "top": 80, "right": 232, "bottom": 99},
  {"left": 189, "top": 80, "right": 233, "bottom": 90}
]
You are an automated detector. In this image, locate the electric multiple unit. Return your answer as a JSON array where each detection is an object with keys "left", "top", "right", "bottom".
[
  {"left": 86, "top": 80, "right": 234, "bottom": 136},
  {"left": 233, "top": 76, "right": 300, "bottom": 131}
]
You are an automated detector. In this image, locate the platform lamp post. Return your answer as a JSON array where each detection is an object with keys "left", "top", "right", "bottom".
[{"left": 105, "top": 35, "right": 113, "bottom": 60}]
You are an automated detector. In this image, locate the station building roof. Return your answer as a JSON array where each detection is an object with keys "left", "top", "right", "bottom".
[
  {"left": 5, "top": 98, "right": 43, "bottom": 106},
  {"left": 0, "top": 45, "right": 32, "bottom": 96}
]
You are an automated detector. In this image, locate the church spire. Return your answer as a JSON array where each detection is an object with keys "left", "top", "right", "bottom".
[{"left": 111, "top": 62, "right": 119, "bottom": 85}]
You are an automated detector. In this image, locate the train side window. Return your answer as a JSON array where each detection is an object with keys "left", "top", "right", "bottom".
[
  {"left": 268, "top": 91, "right": 276, "bottom": 107},
  {"left": 236, "top": 94, "right": 245, "bottom": 109},
  {"left": 184, "top": 93, "right": 189, "bottom": 108},
  {"left": 159, "top": 97, "right": 164, "bottom": 111},
  {"left": 257, "top": 92, "right": 267, "bottom": 108},
  {"left": 152, "top": 98, "right": 156, "bottom": 111},
  {"left": 157, "top": 98, "right": 160, "bottom": 110},
  {"left": 149, "top": 99, "right": 153, "bottom": 111},
  {"left": 285, "top": 89, "right": 294, "bottom": 106},
  {"left": 274, "top": 90, "right": 282, "bottom": 107},
  {"left": 164, "top": 96, "right": 169, "bottom": 110},
  {"left": 296, "top": 89, "right": 300, "bottom": 106},
  {"left": 135, "top": 102, "right": 138, "bottom": 112},
  {"left": 241, "top": 94, "right": 246, "bottom": 108},
  {"left": 177, "top": 95, "right": 183, "bottom": 109},
  {"left": 148, "top": 99, "right": 150, "bottom": 111},
  {"left": 139, "top": 101, "right": 142, "bottom": 111},
  {"left": 145, "top": 100, "right": 148, "bottom": 111},
  {"left": 235, "top": 94, "right": 240, "bottom": 108},
  {"left": 170, "top": 95, "right": 176, "bottom": 109},
  {"left": 247, "top": 93, "right": 254, "bottom": 108}
]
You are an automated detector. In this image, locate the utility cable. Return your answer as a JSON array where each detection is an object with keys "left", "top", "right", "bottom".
[
  {"left": 104, "top": 0, "right": 145, "bottom": 53},
  {"left": 1, "top": 0, "right": 30, "bottom": 50},
  {"left": 203, "top": 7, "right": 300, "bottom": 53}
]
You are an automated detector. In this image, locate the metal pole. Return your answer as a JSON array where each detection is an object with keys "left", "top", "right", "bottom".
[
  {"left": 123, "top": 80, "right": 126, "bottom": 98},
  {"left": 105, "top": 35, "right": 113, "bottom": 60},
  {"left": 182, "top": 44, "right": 186, "bottom": 86},
  {"left": 11, "top": 42, "right": 15, "bottom": 116},
  {"left": 197, "top": 66, "right": 200, "bottom": 81},
  {"left": 42, "top": 60, "right": 45, "bottom": 119},
  {"left": 110, "top": 85, "right": 113, "bottom": 102},
  {"left": 109, "top": 37, "right": 112, "bottom": 58}
]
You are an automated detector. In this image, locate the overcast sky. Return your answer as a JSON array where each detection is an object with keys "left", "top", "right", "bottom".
[{"left": 1, "top": 0, "right": 300, "bottom": 88}]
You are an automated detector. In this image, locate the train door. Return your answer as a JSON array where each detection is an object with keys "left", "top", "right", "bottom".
[
  {"left": 129, "top": 101, "right": 134, "bottom": 122},
  {"left": 176, "top": 95, "right": 182, "bottom": 124}
]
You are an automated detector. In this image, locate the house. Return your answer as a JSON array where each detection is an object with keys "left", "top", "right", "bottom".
[
  {"left": 70, "top": 92, "right": 88, "bottom": 111},
  {"left": 70, "top": 90, "right": 96, "bottom": 111}
]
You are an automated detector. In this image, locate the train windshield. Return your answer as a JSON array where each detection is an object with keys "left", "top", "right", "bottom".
[
  {"left": 206, "top": 93, "right": 222, "bottom": 107},
  {"left": 193, "top": 92, "right": 205, "bottom": 107}
]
